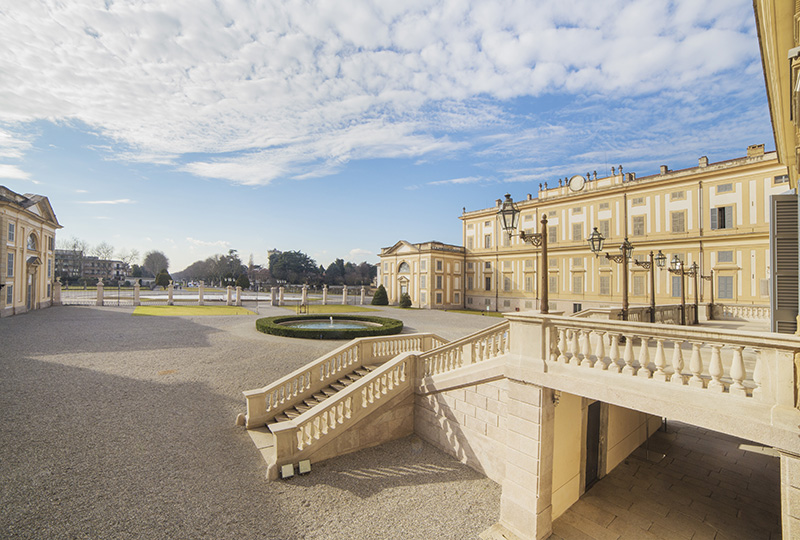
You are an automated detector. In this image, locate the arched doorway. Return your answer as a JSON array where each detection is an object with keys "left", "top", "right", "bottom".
[{"left": 26, "top": 256, "right": 42, "bottom": 311}]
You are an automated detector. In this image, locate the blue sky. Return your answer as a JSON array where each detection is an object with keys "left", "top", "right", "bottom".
[{"left": 0, "top": 0, "right": 774, "bottom": 271}]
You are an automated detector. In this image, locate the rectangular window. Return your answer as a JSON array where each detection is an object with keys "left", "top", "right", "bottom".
[
  {"left": 599, "top": 256, "right": 609, "bottom": 266},
  {"left": 467, "top": 237, "right": 474, "bottom": 249},
  {"left": 775, "top": 174, "right": 789, "bottom": 184},
  {"left": 6, "top": 253, "right": 13, "bottom": 277},
  {"left": 454, "top": 277, "right": 460, "bottom": 289},
  {"left": 633, "top": 275, "right": 645, "bottom": 296},
  {"left": 671, "top": 211, "right": 685, "bottom": 233},
  {"left": 467, "top": 276, "right": 474, "bottom": 290},
  {"left": 467, "top": 223, "right": 474, "bottom": 230},
  {"left": 484, "top": 262, "right": 491, "bottom": 270},
  {"left": 435, "top": 260, "right": 442, "bottom": 271},
  {"left": 549, "top": 258, "right": 558, "bottom": 268},
  {"left": 435, "top": 292, "right": 443, "bottom": 304},
  {"left": 672, "top": 275, "right": 682, "bottom": 298},
  {"left": 572, "top": 257, "right": 583, "bottom": 267},
  {"left": 524, "top": 301, "right": 532, "bottom": 309},
  {"left": 503, "top": 276, "right": 512, "bottom": 292},
  {"left": 716, "top": 183, "right": 733, "bottom": 193},
  {"left": 525, "top": 276, "right": 532, "bottom": 292},
  {"left": 717, "top": 250, "right": 734, "bottom": 263},
  {"left": 632, "top": 216, "right": 645, "bottom": 236},
  {"left": 48, "top": 236, "right": 54, "bottom": 251},
  {"left": 599, "top": 220, "right": 610, "bottom": 240},
  {"left": 523, "top": 214, "right": 533, "bottom": 222},
  {"left": 454, "top": 262, "right": 460, "bottom": 273},
  {"left": 572, "top": 223, "right": 583, "bottom": 241},
  {"left": 420, "top": 276, "right": 427, "bottom": 288},
  {"left": 548, "top": 210, "right": 556, "bottom": 217},
  {"left": 421, "top": 260, "right": 427, "bottom": 271},
  {"left": 632, "top": 197, "right": 645, "bottom": 206},
  {"left": 599, "top": 276, "right": 610, "bottom": 295},
  {"left": 549, "top": 275, "right": 558, "bottom": 293},
  {"left": 524, "top": 259, "right": 533, "bottom": 269},
  {"left": 572, "top": 274, "right": 583, "bottom": 294},
  {"left": 436, "top": 276, "right": 442, "bottom": 289},
  {"left": 670, "top": 191, "right": 685, "bottom": 200},
  {"left": 484, "top": 221, "right": 491, "bottom": 227},
  {"left": 383, "top": 262, "right": 388, "bottom": 272},
  {"left": 467, "top": 262, "right": 473, "bottom": 270},
  {"left": 710, "top": 206, "right": 734, "bottom": 230},
  {"left": 718, "top": 276, "right": 734, "bottom": 299},
  {"left": 485, "top": 299, "right": 491, "bottom": 307},
  {"left": 485, "top": 276, "right": 491, "bottom": 291},
  {"left": 572, "top": 207, "right": 583, "bottom": 214},
  {"left": 548, "top": 226, "right": 557, "bottom": 244},
  {"left": 454, "top": 293, "right": 460, "bottom": 304},
  {"left": 760, "top": 278, "right": 769, "bottom": 297},
  {"left": 47, "top": 283, "right": 51, "bottom": 298},
  {"left": 503, "top": 260, "right": 511, "bottom": 270},
  {"left": 6, "top": 284, "right": 12, "bottom": 305},
  {"left": 420, "top": 292, "right": 427, "bottom": 304},
  {"left": 598, "top": 202, "right": 610, "bottom": 210},
  {"left": 503, "top": 300, "right": 511, "bottom": 307},
  {"left": 7, "top": 223, "right": 14, "bottom": 243},
  {"left": 502, "top": 232, "right": 511, "bottom": 247},
  {"left": 48, "top": 259, "right": 52, "bottom": 278},
  {"left": 484, "top": 235, "right": 491, "bottom": 248},
  {"left": 467, "top": 297, "right": 473, "bottom": 305}
]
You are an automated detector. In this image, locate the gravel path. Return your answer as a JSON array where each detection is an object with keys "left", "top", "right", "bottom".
[{"left": 0, "top": 305, "right": 501, "bottom": 540}]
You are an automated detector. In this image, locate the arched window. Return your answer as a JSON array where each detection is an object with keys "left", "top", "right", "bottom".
[
  {"left": 398, "top": 262, "right": 410, "bottom": 273},
  {"left": 27, "top": 233, "right": 37, "bottom": 251}
]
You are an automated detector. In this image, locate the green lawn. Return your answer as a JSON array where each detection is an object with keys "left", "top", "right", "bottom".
[
  {"left": 133, "top": 305, "right": 255, "bottom": 316},
  {"left": 280, "top": 304, "right": 378, "bottom": 314}
]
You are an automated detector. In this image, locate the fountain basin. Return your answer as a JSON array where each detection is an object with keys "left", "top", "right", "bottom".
[{"left": 255, "top": 314, "right": 403, "bottom": 340}]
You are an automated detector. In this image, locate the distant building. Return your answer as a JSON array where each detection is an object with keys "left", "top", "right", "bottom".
[
  {"left": 55, "top": 250, "right": 129, "bottom": 283},
  {"left": 0, "top": 186, "right": 61, "bottom": 317}
]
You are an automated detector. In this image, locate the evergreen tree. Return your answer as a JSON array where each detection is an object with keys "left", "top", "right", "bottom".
[
  {"left": 371, "top": 284, "right": 389, "bottom": 305},
  {"left": 399, "top": 292, "right": 412, "bottom": 308}
]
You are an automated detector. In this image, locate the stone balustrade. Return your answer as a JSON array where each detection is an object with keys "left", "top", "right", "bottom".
[
  {"left": 243, "top": 333, "right": 445, "bottom": 429},
  {"left": 418, "top": 321, "right": 510, "bottom": 378},
  {"left": 713, "top": 303, "right": 770, "bottom": 321}
]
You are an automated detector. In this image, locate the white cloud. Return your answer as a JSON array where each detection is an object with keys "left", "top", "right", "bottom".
[
  {"left": 0, "top": 0, "right": 763, "bottom": 185},
  {"left": 79, "top": 199, "right": 136, "bottom": 205},
  {"left": 0, "top": 163, "right": 32, "bottom": 180},
  {"left": 428, "top": 176, "right": 483, "bottom": 186},
  {"left": 349, "top": 248, "right": 374, "bottom": 260},
  {"left": 186, "top": 237, "right": 231, "bottom": 248}
]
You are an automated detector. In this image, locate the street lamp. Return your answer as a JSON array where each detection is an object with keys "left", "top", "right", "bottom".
[
  {"left": 498, "top": 194, "right": 549, "bottom": 314},
  {"left": 588, "top": 227, "right": 634, "bottom": 321},
  {"left": 667, "top": 256, "right": 699, "bottom": 325},
  {"left": 632, "top": 250, "right": 667, "bottom": 323}
]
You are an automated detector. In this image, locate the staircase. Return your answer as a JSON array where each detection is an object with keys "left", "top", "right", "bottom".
[{"left": 269, "top": 364, "right": 379, "bottom": 423}]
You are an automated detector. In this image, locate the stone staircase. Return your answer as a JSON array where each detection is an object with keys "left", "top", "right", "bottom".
[{"left": 269, "top": 364, "right": 379, "bottom": 424}]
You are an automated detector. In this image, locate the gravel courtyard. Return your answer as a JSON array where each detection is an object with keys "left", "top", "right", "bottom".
[{"left": 0, "top": 305, "right": 502, "bottom": 540}]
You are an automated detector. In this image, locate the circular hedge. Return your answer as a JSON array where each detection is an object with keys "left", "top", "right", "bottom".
[{"left": 255, "top": 314, "right": 404, "bottom": 340}]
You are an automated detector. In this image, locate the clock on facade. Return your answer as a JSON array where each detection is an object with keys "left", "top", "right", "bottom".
[{"left": 568, "top": 174, "right": 586, "bottom": 192}]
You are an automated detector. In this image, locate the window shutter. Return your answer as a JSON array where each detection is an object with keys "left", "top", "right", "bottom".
[
  {"left": 710, "top": 208, "right": 718, "bottom": 230},
  {"left": 725, "top": 206, "right": 733, "bottom": 229},
  {"left": 770, "top": 193, "right": 798, "bottom": 334}
]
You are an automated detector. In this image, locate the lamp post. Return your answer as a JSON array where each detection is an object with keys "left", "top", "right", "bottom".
[
  {"left": 498, "top": 194, "right": 549, "bottom": 314},
  {"left": 632, "top": 250, "right": 667, "bottom": 323},
  {"left": 701, "top": 269, "right": 714, "bottom": 320},
  {"left": 587, "top": 227, "right": 634, "bottom": 321},
  {"left": 667, "top": 256, "right": 699, "bottom": 325}
]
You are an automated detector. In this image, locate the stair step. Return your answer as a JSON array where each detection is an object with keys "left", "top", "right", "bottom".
[
  {"left": 321, "top": 388, "right": 337, "bottom": 396},
  {"left": 354, "top": 368, "right": 370, "bottom": 376},
  {"left": 303, "top": 399, "right": 319, "bottom": 408},
  {"left": 338, "top": 378, "right": 355, "bottom": 386},
  {"left": 295, "top": 404, "right": 311, "bottom": 413},
  {"left": 312, "top": 392, "right": 328, "bottom": 402},
  {"left": 364, "top": 364, "right": 379, "bottom": 371},
  {"left": 330, "top": 383, "right": 345, "bottom": 391},
  {"left": 285, "top": 409, "right": 301, "bottom": 419},
  {"left": 272, "top": 413, "right": 291, "bottom": 423}
]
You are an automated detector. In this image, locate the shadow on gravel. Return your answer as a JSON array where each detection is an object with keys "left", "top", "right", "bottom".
[{"left": 0, "top": 355, "right": 302, "bottom": 539}]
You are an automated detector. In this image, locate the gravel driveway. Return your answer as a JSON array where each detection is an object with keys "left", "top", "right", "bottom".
[{"left": 0, "top": 305, "right": 501, "bottom": 539}]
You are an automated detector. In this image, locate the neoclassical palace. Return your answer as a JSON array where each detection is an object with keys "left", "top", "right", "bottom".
[
  {"left": 381, "top": 144, "right": 788, "bottom": 316},
  {"left": 0, "top": 186, "right": 61, "bottom": 317}
]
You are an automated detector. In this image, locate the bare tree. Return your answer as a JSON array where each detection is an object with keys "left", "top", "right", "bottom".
[
  {"left": 93, "top": 242, "right": 115, "bottom": 280},
  {"left": 143, "top": 250, "right": 169, "bottom": 277}
]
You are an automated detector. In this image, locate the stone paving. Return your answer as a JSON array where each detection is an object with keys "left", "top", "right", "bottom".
[{"left": 550, "top": 421, "right": 782, "bottom": 540}]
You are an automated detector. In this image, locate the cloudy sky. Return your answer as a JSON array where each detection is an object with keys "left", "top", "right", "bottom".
[{"left": 0, "top": 0, "right": 773, "bottom": 271}]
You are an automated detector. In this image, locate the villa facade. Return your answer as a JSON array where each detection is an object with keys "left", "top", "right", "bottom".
[
  {"left": 0, "top": 186, "right": 61, "bottom": 317},
  {"left": 381, "top": 145, "right": 788, "bottom": 317}
]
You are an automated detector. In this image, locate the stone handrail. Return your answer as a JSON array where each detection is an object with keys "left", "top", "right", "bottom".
[
  {"left": 268, "top": 351, "right": 416, "bottom": 476},
  {"left": 418, "top": 321, "right": 510, "bottom": 378},
  {"left": 505, "top": 313, "right": 799, "bottom": 412},
  {"left": 243, "top": 333, "right": 445, "bottom": 428},
  {"left": 713, "top": 304, "right": 770, "bottom": 321},
  {"left": 574, "top": 305, "right": 696, "bottom": 325}
]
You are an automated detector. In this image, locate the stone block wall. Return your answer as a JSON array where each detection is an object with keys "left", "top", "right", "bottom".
[
  {"left": 781, "top": 452, "right": 800, "bottom": 539},
  {"left": 415, "top": 379, "right": 509, "bottom": 483}
]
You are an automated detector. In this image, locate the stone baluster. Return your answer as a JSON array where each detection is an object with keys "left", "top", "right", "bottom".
[
  {"left": 653, "top": 339, "right": 667, "bottom": 381},
  {"left": 671, "top": 341, "right": 685, "bottom": 384},
  {"left": 580, "top": 330, "right": 592, "bottom": 367},
  {"left": 688, "top": 342, "right": 704, "bottom": 388},
  {"left": 708, "top": 345, "right": 724, "bottom": 392},
  {"left": 622, "top": 335, "right": 635, "bottom": 375},
  {"left": 637, "top": 337, "right": 651, "bottom": 378},
  {"left": 729, "top": 346, "right": 747, "bottom": 396},
  {"left": 608, "top": 334, "right": 621, "bottom": 373},
  {"left": 593, "top": 331, "right": 606, "bottom": 369},
  {"left": 569, "top": 329, "right": 580, "bottom": 365},
  {"left": 752, "top": 351, "right": 763, "bottom": 399},
  {"left": 557, "top": 328, "right": 568, "bottom": 363}
]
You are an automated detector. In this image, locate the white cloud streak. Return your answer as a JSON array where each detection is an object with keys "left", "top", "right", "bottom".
[
  {"left": 79, "top": 199, "right": 136, "bottom": 205},
  {"left": 0, "top": 0, "right": 763, "bottom": 185}
]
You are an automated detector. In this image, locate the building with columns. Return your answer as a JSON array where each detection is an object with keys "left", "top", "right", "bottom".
[
  {"left": 0, "top": 186, "right": 61, "bottom": 317},
  {"left": 380, "top": 145, "right": 787, "bottom": 317}
]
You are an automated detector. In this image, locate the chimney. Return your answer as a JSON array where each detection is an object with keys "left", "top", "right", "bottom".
[
  {"left": 526, "top": 193, "right": 532, "bottom": 201},
  {"left": 747, "top": 143, "right": 765, "bottom": 157},
  {"left": 698, "top": 156, "right": 709, "bottom": 167},
  {"left": 496, "top": 198, "right": 502, "bottom": 207},
  {"left": 660, "top": 165, "right": 668, "bottom": 174}
]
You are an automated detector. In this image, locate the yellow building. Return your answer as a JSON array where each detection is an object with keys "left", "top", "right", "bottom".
[
  {"left": 379, "top": 240, "right": 465, "bottom": 308},
  {"left": 381, "top": 145, "right": 788, "bottom": 316},
  {"left": 0, "top": 186, "right": 61, "bottom": 317}
]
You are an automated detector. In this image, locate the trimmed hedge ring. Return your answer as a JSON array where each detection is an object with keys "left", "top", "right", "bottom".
[{"left": 255, "top": 314, "right": 404, "bottom": 340}]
